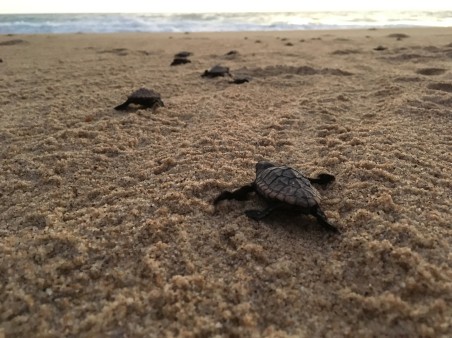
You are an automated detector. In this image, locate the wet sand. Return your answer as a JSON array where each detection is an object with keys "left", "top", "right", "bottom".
[{"left": 0, "top": 28, "right": 451, "bottom": 337}]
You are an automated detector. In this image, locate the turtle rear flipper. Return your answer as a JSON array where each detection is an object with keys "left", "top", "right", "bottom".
[
  {"left": 312, "top": 207, "right": 339, "bottom": 233},
  {"left": 114, "top": 100, "right": 130, "bottom": 111}
]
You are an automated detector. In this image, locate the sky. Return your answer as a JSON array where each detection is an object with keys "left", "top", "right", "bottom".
[{"left": 1, "top": 0, "right": 451, "bottom": 14}]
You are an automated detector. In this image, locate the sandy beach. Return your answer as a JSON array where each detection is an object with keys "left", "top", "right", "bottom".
[{"left": 1, "top": 28, "right": 451, "bottom": 337}]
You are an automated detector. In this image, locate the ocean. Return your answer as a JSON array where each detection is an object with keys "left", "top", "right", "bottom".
[{"left": 0, "top": 12, "right": 451, "bottom": 34}]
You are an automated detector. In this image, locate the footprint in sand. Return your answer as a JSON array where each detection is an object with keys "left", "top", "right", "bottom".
[
  {"left": 387, "top": 33, "right": 410, "bottom": 40},
  {"left": 427, "top": 82, "right": 452, "bottom": 93},
  {"left": 416, "top": 68, "right": 447, "bottom": 76},
  {"left": 97, "top": 48, "right": 129, "bottom": 56},
  {"left": 0, "top": 39, "right": 28, "bottom": 46},
  {"left": 234, "top": 65, "right": 352, "bottom": 78},
  {"left": 22, "top": 213, "right": 47, "bottom": 230},
  {"left": 331, "top": 49, "right": 361, "bottom": 55},
  {"left": 384, "top": 53, "right": 427, "bottom": 62}
]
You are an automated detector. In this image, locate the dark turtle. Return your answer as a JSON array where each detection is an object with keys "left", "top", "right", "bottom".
[
  {"left": 202, "top": 65, "right": 231, "bottom": 78},
  {"left": 171, "top": 57, "right": 191, "bottom": 66},
  {"left": 373, "top": 45, "right": 387, "bottom": 51},
  {"left": 114, "top": 88, "right": 164, "bottom": 111},
  {"left": 175, "top": 51, "right": 192, "bottom": 58},
  {"left": 214, "top": 161, "right": 339, "bottom": 233}
]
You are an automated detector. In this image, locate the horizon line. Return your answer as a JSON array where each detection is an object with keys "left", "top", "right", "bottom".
[{"left": 2, "top": 9, "right": 452, "bottom": 15}]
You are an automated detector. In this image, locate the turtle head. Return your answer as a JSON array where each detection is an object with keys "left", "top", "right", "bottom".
[{"left": 255, "top": 161, "right": 275, "bottom": 175}]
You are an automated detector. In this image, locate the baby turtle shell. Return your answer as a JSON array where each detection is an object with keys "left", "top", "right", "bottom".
[
  {"left": 214, "top": 161, "right": 339, "bottom": 233},
  {"left": 114, "top": 88, "right": 164, "bottom": 111},
  {"left": 254, "top": 163, "right": 321, "bottom": 208}
]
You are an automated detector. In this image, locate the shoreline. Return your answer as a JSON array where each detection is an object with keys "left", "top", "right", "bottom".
[
  {"left": 1, "top": 10, "right": 451, "bottom": 35},
  {"left": 3, "top": 25, "right": 451, "bottom": 34}
]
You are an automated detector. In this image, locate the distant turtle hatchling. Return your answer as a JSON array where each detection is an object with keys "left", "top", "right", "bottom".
[
  {"left": 202, "top": 65, "right": 231, "bottom": 78},
  {"left": 225, "top": 50, "right": 239, "bottom": 56},
  {"left": 174, "top": 51, "right": 192, "bottom": 58},
  {"left": 171, "top": 51, "right": 192, "bottom": 66},
  {"left": 229, "top": 76, "right": 250, "bottom": 84},
  {"left": 214, "top": 161, "right": 339, "bottom": 233},
  {"left": 114, "top": 88, "right": 164, "bottom": 111},
  {"left": 171, "top": 57, "right": 191, "bottom": 66}
]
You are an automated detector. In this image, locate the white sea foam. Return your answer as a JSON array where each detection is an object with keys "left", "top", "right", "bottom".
[{"left": 0, "top": 12, "right": 451, "bottom": 34}]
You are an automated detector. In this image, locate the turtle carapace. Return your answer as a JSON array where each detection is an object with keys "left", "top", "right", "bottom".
[{"left": 114, "top": 88, "right": 164, "bottom": 111}]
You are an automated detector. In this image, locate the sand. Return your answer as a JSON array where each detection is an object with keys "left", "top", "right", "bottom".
[{"left": 0, "top": 27, "right": 451, "bottom": 337}]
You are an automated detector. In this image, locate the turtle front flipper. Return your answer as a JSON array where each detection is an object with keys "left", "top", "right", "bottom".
[
  {"left": 312, "top": 206, "right": 340, "bottom": 233},
  {"left": 213, "top": 184, "right": 255, "bottom": 204},
  {"left": 114, "top": 100, "right": 130, "bottom": 111},
  {"left": 308, "top": 173, "right": 335, "bottom": 186}
]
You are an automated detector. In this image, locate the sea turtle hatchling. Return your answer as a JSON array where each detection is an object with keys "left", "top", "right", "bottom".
[
  {"left": 175, "top": 51, "right": 192, "bottom": 58},
  {"left": 214, "top": 161, "right": 339, "bottom": 233},
  {"left": 229, "top": 76, "right": 250, "bottom": 84},
  {"left": 171, "top": 57, "right": 191, "bottom": 66},
  {"left": 114, "top": 88, "right": 164, "bottom": 111},
  {"left": 202, "top": 65, "right": 231, "bottom": 78}
]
